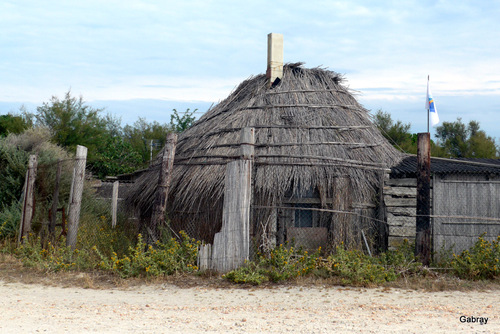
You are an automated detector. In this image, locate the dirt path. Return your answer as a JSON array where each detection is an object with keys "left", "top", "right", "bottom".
[{"left": 0, "top": 280, "right": 498, "bottom": 333}]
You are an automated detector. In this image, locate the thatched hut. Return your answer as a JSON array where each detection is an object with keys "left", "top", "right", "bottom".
[{"left": 127, "top": 37, "right": 403, "bottom": 252}]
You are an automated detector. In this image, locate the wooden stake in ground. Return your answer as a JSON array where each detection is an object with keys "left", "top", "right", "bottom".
[
  {"left": 150, "top": 133, "right": 177, "bottom": 243},
  {"left": 211, "top": 127, "right": 254, "bottom": 272},
  {"left": 67, "top": 145, "right": 87, "bottom": 249},
  {"left": 416, "top": 133, "right": 431, "bottom": 265},
  {"left": 111, "top": 181, "right": 119, "bottom": 228},
  {"left": 18, "top": 155, "right": 37, "bottom": 244}
]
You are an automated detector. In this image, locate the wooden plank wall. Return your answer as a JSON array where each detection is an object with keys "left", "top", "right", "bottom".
[
  {"left": 384, "top": 178, "right": 419, "bottom": 249},
  {"left": 433, "top": 174, "right": 500, "bottom": 255}
]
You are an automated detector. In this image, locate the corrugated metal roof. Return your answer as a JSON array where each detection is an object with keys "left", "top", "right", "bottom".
[{"left": 390, "top": 156, "right": 500, "bottom": 178}]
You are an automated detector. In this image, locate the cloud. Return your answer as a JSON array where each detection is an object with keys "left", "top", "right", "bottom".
[{"left": 1, "top": 0, "right": 500, "bottom": 142}]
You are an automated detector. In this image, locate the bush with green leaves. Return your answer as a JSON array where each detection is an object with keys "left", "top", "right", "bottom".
[
  {"left": 224, "top": 243, "right": 321, "bottom": 285},
  {"left": 451, "top": 234, "right": 500, "bottom": 280},
  {"left": 94, "top": 231, "right": 201, "bottom": 278},
  {"left": 0, "top": 128, "right": 72, "bottom": 239},
  {"left": 378, "top": 239, "right": 422, "bottom": 277},
  {"left": 15, "top": 235, "right": 93, "bottom": 272},
  {"left": 323, "top": 246, "right": 397, "bottom": 285},
  {"left": 0, "top": 202, "right": 22, "bottom": 239},
  {"left": 225, "top": 241, "right": 424, "bottom": 286},
  {"left": 223, "top": 262, "right": 268, "bottom": 285}
]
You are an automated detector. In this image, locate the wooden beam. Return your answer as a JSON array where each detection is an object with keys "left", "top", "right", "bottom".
[
  {"left": 111, "top": 181, "right": 119, "bottom": 228},
  {"left": 415, "top": 133, "right": 431, "bottom": 265},
  {"left": 211, "top": 127, "right": 254, "bottom": 272},
  {"left": 18, "top": 155, "right": 37, "bottom": 243},
  {"left": 150, "top": 133, "right": 177, "bottom": 243},
  {"left": 240, "top": 127, "right": 255, "bottom": 160},
  {"left": 67, "top": 145, "right": 87, "bottom": 249}
]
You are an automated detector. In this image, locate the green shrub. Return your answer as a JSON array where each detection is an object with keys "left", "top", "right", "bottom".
[
  {"left": 94, "top": 231, "right": 201, "bottom": 278},
  {"left": 15, "top": 234, "right": 93, "bottom": 272},
  {"left": 0, "top": 202, "right": 22, "bottom": 238},
  {"left": 323, "top": 246, "right": 397, "bottom": 285},
  {"left": 224, "top": 243, "right": 322, "bottom": 285},
  {"left": 223, "top": 263, "right": 268, "bottom": 285},
  {"left": 378, "top": 239, "right": 422, "bottom": 276},
  {"left": 0, "top": 128, "right": 72, "bottom": 241},
  {"left": 260, "top": 243, "right": 321, "bottom": 282},
  {"left": 451, "top": 234, "right": 500, "bottom": 280}
]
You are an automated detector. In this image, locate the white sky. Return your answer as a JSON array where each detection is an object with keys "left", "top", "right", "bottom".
[{"left": 1, "top": 0, "right": 499, "bottom": 138}]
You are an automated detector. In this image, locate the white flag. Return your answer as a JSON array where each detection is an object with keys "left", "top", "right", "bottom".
[{"left": 426, "top": 78, "right": 439, "bottom": 126}]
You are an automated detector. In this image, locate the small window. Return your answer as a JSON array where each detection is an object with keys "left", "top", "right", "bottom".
[{"left": 294, "top": 203, "right": 318, "bottom": 227}]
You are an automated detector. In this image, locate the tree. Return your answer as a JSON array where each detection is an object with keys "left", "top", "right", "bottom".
[
  {"left": 123, "top": 118, "right": 171, "bottom": 164},
  {"left": 90, "top": 136, "right": 143, "bottom": 179},
  {"left": 373, "top": 110, "right": 417, "bottom": 154},
  {"left": 35, "top": 91, "right": 135, "bottom": 178},
  {"left": 123, "top": 109, "right": 197, "bottom": 165},
  {"left": 170, "top": 108, "right": 197, "bottom": 133},
  {"left": 35, "top": 91, "right": 111, "bottom": 152},
  {"left": 0, "top": 112, "right": 32, "bottom": 137},
  {"left": 435, "top": 118, "right": 497, "bottom": 158}
]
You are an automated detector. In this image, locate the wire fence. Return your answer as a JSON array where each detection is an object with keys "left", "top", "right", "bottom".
[
  {"left": 14, "top": 155, "right": 139, "bottom": 254},
  {"left": 11, "top": 153, "right": 500, "bottom": 266},
  {"left": 18, "top": 158, "right": 74, "bottom": 245},
  {"left": 251, "top": 204, "right": 379, "bottom": 257}
]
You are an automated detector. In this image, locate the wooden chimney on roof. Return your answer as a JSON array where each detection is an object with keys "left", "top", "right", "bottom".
[{"left": 266, "top": 33, "right": 283, "bottom": 87}]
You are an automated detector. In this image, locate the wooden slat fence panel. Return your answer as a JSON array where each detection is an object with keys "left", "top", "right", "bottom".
[{"left": 433, "top": 174, "right": 500, "bottom": 256}]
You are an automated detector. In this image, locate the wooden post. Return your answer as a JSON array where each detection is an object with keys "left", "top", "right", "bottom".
[
  {"left": 197, "top": 244, "right": 212, "bottom": 271},
  {"left": 211, "top": 127, "right": 254, "bottom": 272},
  {"left": 18, "top": 155, "right": 37, "bottom": 243},
  {"left": 416, "top": 133, "right": 431, "bottom": 265},
  {"left": 67, "top": 145, "right": 87, "bottom": 249},
  {"left": 111, "top": 181, "right": 119, "bottom": 228},
  {"left": 331, "top": 176, "right": 352, "bottom": 247},
  {"left": 378, "top": 170, "right": 388, "bottom": 252},
  {"left": 49, "top": 159, "right": 63, "bottom": 237},
  {"left": 150, "top": 133, "right": 177, "bottom": 243}
]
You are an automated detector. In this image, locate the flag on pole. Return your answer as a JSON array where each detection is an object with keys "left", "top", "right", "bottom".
[{"left": 426, "top": 77, "right": 439, "bottom": 126}]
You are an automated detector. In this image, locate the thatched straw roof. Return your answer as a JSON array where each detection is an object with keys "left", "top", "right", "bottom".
[{"left": 127, "top": 63, "right": 404, "bottom": 241}]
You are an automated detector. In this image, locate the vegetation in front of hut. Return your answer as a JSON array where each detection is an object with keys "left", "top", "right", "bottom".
[
  {"left": 94, "top": 231, "right": 200, "bottom": 278},
  {"left": 450, "top": 234, "right": 500, "bottom": 280},
  {"left": 1, "top": 231, "right": 499, "bottom": 287},
  {"left": 224, "top": 239, "right": 422, "bottom": 286},
  {"left": 224, "top": 243, "right": 322, "bottom": 285}
]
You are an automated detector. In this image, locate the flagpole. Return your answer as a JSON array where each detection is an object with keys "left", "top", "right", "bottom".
[{"left": 427, "top": 75, "right": 430, "bottom": 133}]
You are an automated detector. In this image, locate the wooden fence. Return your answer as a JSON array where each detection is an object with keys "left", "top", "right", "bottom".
[{"left": 433, "top": 174, "right": 500, "bottom": 255}]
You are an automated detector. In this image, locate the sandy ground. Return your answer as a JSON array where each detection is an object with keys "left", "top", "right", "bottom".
[{"left": 0, "top": 280, "right": 498, "bottom": 334}]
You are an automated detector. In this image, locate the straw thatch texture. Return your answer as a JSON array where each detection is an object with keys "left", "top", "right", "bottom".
[{"left": 126, "top": 63, "right": 404, "bottom": 244}]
